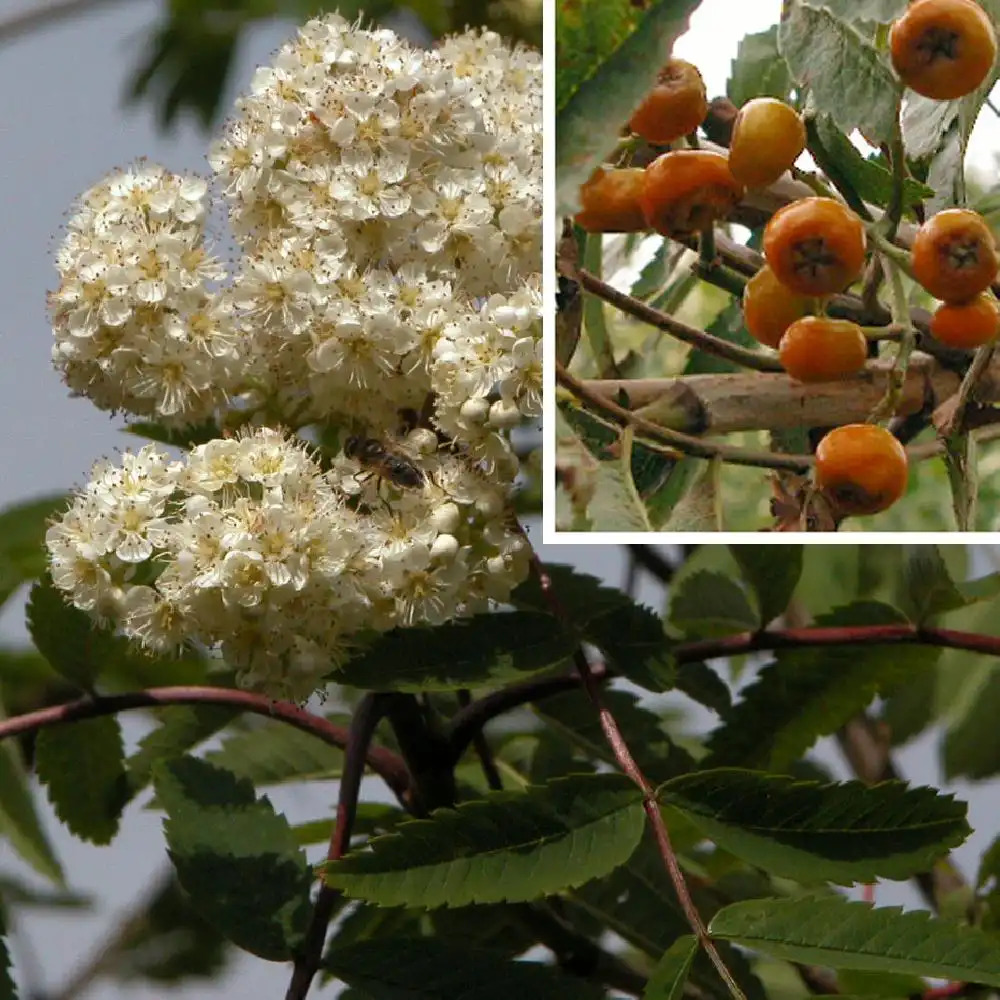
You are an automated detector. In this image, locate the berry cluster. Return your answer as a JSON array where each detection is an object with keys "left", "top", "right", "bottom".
[{"left": 573, "top": 0, "right": 999, "bottom": 521}]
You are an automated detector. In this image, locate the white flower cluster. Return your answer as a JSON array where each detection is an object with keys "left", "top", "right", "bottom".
[
  {"left": 209, "top": 15, "right": 542, "bottom": 466},
  {"left": 46, "top": 430, "right": 530, "bottom": 699},
  {"left": 49, "top": 15, "right": 542, "bottom": 469},
  {"left": 49, "top": 164, "right": 241, "bottom": 425},
  {"left": 46, "top": 15, "right": 541, "bottom": 698}
]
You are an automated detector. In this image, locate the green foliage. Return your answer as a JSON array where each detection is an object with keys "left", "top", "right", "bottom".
[
  {"left": 205, "top": 720, "right": 344, "bottom": 785},
  {"left": 35, "top": 717, "right": 128, "bottom": 845},
  {"left": 669, "top": 570, "right": 759, "bottom": 637},
  {"left": 778, "top": 1, "right": 900, "bottom": 146},
  {"left": 644, "top": 934, "right": 698, "bottom": 1000},
  {"left": 126, "top": 705, "right": 240, "bottom": 798},
  {"left": 728, "top": 26, "right": 792, "bottom": 107},
  {"left": 154, "top": 756, "right": 313, "bottom": 961},
  {"left": 335, "top": 613, "right": 574, "bottom": 691},
  {"left": 730, "top": 546, "right": 802, "bottom": 625},
  {"left": 102, "top": 876, "right": 230, "bottom": 986},
  {"left": 0, "top": 494, "right": 66, "bottom": 609},
  {"left": 324, "top": 937, "right": 606, "bottom": 998},
  {"left": 709, "top": 896, "right": 1000, "bottom": 984},
  {"left": 659, "top": 769, "right": 970, "bottom": 884},
  {"left": 556, "top": 0, "right": 702, "bottom": 213},
  {"left": 537, "top": 688, "right": 696, "bottom": 784},
  {"left": 131, "top": 0, "right": 540, "bottom": 130},
  {"left": 809, "top": 115, "right": 934, "bottom": 214},
  {"left": 705, "top": 601, "right": 939, "bottom": 770},
  {"left": 324, "top": 774, "right": 645, "bottom": 908},
  {"left": 0, "top": 739, "right": 64, "bottom": 885}
]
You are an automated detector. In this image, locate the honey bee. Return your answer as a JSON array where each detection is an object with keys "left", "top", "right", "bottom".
[{"left": 344, "top": 435, "right": 427, "bottom": 491}]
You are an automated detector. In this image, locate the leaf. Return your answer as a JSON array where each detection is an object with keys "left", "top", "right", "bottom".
[
  {"left": 556, "top": 0, "right": 702, "bottom": 214},
  {"left": 589, "top": 451, "right": 653, "bottom": 531},
  {"left": 818, "top": 0, "right": 907, "bottom": 19},
  {"left": 705, "top": 601, "right": 939, "bottom": 770},
  {"left": 957, "top": 571, "right": 1000, "bottom": 605},
  {"left": 335, "top": 613, "right": 574, "bottom": 692},
  {"left": 942, "top": 663, "right": 1000, "bottom": 780},
  {"left": 26, "top": 577, "right": 142, "bottom": 690},
  {"left": 0, "top": 494, "right": 67, "bottom": 608},
  {"left": 126, "top": 705, "right": 239, "bottom": 798},
  {"left": 537, "top": 688, "right": 696, "bottom": 785},
  {"left": 206, "top": 722, "right": 343, "bottom": 785},
  {"left": 685, "top": 300, "right": 758, "bottom": 377},
  {"left": 778, "top": 1, "right": 900, "bottom": 146},
  {"left": 728, "top": 25, "right": 792, "bottom": 107},
  {"left": 571, "top": 829, "right": 768, "bottom": 1000},
  {"left": 658, "top": 458, "right": 723, "bottom": 532},
  {"left": 644, "top": 935, "right": 698, "bottom": 1000},
  {"left": 709, "top": 896, "right": 1000, "bottom": 985},
  {"left": 809, "top": 115, "right": 934, "bottom": 212},
  {"left": 108, "top": 875, "right": 228, "bottom": 985},
  {"left": 675, "top": 663, "right": 731, "bottom": 716},
  {"left": 0, "top": 740, "right": 64, "bottom": 885},
  {"left": 323, "top": 773, "right": 645, "bottom": 908},
  {"left": 670, "top": 570, "right": 759, "bottom": 637},
  {"left": 514, "top": 564, "right": 677, "bottom": 693},
  {"left": 730, "top": 546, "right": 802, "bottom": 625},
  {"left": 898, "top": 546, "right": 968, "bottom": 622},
  {"left": 659, "top": 769, "right": 970, "bottom": 884},
  {"left": 154, "top": 756, "right": 312, "bottom": 961},
  {"left": 124, "top": 418, "right": 221, "bottom": 448},
  {"left": 35, "top": 717, "right": 127, "bottom": 845},
  {"left": 581, "top": 231, "right": 619, "bottom": 378},
  {"left": 324, "top": 937, "right": 605, "bottom": 999}
]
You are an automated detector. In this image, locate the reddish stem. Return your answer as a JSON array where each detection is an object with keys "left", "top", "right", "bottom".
[
  {"left": 675, "top": 624, "right": 1000, "bottom": 663},
  {"left": 526, "top": 551, "right": 747, "bottom": 1000},
  {"left": 0, "top": 686, "right": 410, "bottom": 799}
]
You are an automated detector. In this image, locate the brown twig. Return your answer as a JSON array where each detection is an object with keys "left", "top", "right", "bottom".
[
  {"left": 576, "top": 269, "right": 782, "bottom": 372},
  {"left": 557, "top": 362, "right": 814, "bottom": 472},
  {"left": 580, "top": 357, "right": 963, "bottom": 435}
]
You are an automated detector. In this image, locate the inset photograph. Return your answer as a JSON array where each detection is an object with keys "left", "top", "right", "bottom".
[{"left": 554, "top": 0, "right": 1000, "bottom": 533}]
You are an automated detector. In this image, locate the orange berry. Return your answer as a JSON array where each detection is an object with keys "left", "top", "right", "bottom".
[
  {"left": 763, "top": 197, "right": 867, "bottom": 296},
  {"left": 629, "top": 59, "right": 708, "bottom": 145},
  {"left": 728, "top": 98, "right": 807, "bottom": 188},
  {"left": 575, "top": 168, "right": 648, "bottom": 233},
  {"left": 911, "top": 208, "right": 999, "bottom": 303},
  {"left": 742, "top": 265, "right": 811, "bottom": 348},
  {"left": 890, "top": 0, "right": 997, "bottom": 100},
  {"left": 930, "top": 292, "right": 1000, "bottom": 348},
  {"left": 639, "top": 150, "right": 744, "bottom": 237},
  {"left": 778, "top": 317, "right": 868, "bottom": 382},
  {"left": 815, "top": 424, "right": 909, "bottom": 516}
]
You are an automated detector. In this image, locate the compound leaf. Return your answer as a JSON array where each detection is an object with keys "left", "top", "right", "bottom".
[
  {"left": 324, "top": 774, "right": 644, "bottom": 908},
  {"left": 325, "top": 937, "right": 605, "bottom": 999},
  {"left": 336, "top": 613, "right": 573, "bottom": 692},
  {"left": 660, "top": 769, "right": 970, "bottom": 884},
  {"left": 154, "top": 756, "right": 312, "bottom": 961},
  {"left": 705, "top": 601, "right": 938, "bottom": 770},
  {"left": 709, "top": 897, "right": 1000, "bottom": 985}
]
